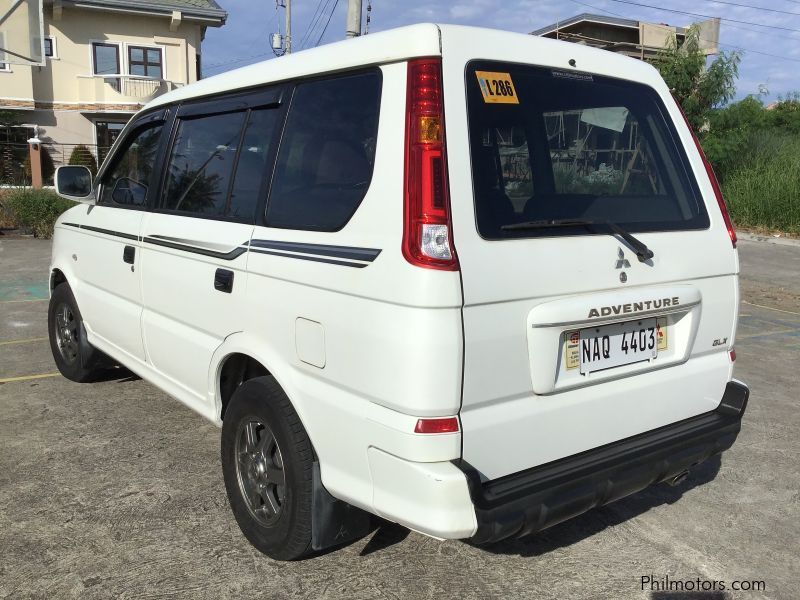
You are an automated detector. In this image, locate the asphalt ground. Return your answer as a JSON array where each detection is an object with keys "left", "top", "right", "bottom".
[{"left": 1, "top": 235, "right": 798, "bottom": 600}]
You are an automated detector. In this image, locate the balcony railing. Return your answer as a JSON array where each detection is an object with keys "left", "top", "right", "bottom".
[{"left": 77, "top": 75, "right": 182, "bottom": 106}]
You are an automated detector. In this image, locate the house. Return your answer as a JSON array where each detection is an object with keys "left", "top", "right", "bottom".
[
  {"left": 531, "top": 13, "right": 719, "bottom": 60},
  {"left": 0, "top": 0, "right": 226, "bottom": 180}
]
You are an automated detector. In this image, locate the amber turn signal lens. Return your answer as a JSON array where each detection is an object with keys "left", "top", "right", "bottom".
[{"left": 418, "top": 116, "right": 441, "bottom": 143}]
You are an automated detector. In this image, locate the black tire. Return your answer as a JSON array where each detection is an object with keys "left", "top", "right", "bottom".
[
  {"left": 221, "top": 376, "right": 315, "bottom": 560},
  {"left": 47, "top": 282, "right": 108, "bottom": 382}
]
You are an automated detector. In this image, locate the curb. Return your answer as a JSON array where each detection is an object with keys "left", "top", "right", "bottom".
[{"left": 737, "top": 232, "right": 800, "bottom": 248}]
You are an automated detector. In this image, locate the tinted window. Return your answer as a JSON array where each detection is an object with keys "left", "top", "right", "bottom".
[
  {"left": 163, "top": 111, "right": 246, "bottom": 216},
  {"left": 227, "top": 109, "right": 280, "bottom": 220},
  {"left": 162, "top": 107, "right": 279, "bottom": 220},
  {"left": 266, "top": 70, "right": 381, "bottom": 231},
  {"left": 468, "top": 62, "right": 708, "bottom": 239},
  {"left": 99, "top": 121, "right": 164, "bottom": 207}
]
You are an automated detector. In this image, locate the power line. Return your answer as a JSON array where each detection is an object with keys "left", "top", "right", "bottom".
[
  {"left": 315, "top": 0, "right": 340, "bottom": 47},
  {"left": 565, "top": 0, "right": 800, "bottom": 63},
  {"left": 302, "top": 0, "right": 336, "bottom": 49},
  {"left": 203, "top": 51, "right": 271, "bottom": 72},
  {"left": 699, "top": 0, "right": 800, "bottom": 16},
  {"left": 601, "top": 0, "right": 800, "bottom": 33},
  {"left": 298, "top": 0, "right": 327, "bottom": 49}
]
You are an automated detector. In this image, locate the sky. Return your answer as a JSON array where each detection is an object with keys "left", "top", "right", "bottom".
[{"left": 202, "top": 0, "right": 800, "bottom": 101}]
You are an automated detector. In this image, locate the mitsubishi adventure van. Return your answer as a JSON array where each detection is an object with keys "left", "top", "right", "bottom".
[{"left": 50, "top": 24, "right": 749, "bottom": 559}]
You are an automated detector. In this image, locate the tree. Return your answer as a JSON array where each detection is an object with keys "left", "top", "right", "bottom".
[
  {"left": 650, "top": 25, "right": 741, "bottom": 132},
  {"left": 68, "top": 144, "right": 98, "bottom": 176}
]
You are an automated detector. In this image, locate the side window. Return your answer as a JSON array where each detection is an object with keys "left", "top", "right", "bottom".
[
  {"left": 228, "top": 109, "right": 280, "bottom": 219},
  {"left": 162, "top": 111, "right": 246, "bottom": 216},
  {"left": 99, "top": 121, "right": 164, "bottom": 207},
  {"left": 266, "top": 69, "right": 381, "bottom": 231},
  {"left": 161, "top": 108, "right": 279, "bottom": 220}
]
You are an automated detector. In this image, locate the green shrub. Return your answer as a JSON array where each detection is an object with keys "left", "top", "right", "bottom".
[
  {"left": 722, "top": 131, "right": 800, "bottom": 234},
  {"left": 68, "top": 144, "right": 98, "bottom": 176},
  {"left": 0, "top": 189, "right": 19, "bottom": 229},
  {"left": 3, "top": 188, "right": 76, "bottom": 238}
]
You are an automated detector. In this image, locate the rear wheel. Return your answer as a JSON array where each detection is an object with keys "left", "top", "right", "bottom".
[
  {"left": 221, "top": 376, "right": 314, "bottom": 560},
  {"left": 47, "top": 283, "right": 108, "bottom": 382}
]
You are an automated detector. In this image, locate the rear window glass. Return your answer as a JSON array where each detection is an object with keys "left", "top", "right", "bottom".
[
  {"left": 265, "top": 69, "right": 381, "bottom": 231},
  {"left": 467, "top": 61, "right": 708, "bottom": 239}
]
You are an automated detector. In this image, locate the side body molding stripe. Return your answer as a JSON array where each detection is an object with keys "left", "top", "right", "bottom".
[
  {"left": 62, "top": 224, "right": 383, "bottom": 268},
  {"left": 62, "top": 222, "right": 139, "bottom": 241},
  {"left": 249, "top": 239, "right": 382, "bottom": 263},
  {"left": 143, "top": 235, "right": 248, "bottom": 261}
]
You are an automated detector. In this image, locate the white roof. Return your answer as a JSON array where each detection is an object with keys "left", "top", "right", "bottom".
[
  {"left": 147, "top": 23, "right": 442, "bottom": 110},
  {"left": 147, "top": 23, "right": 661, "bottom": 110}
]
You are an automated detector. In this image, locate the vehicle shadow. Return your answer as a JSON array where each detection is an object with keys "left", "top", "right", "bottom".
[
  {"left": 480, "top": 454, "right": 722, "bottom": 558},
  {"left": 88, "top": 365, "right": 141, "bottom": 383}
]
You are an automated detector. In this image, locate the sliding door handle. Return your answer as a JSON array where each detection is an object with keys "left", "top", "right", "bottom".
[
  {"left": 123, "top": 245, "right": 135, "bottom": 264},
  {"left": 214, "top": 268, "right": 234, "bottom": 293}
]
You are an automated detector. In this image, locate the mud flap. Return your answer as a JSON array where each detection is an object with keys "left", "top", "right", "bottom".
[{"left": 311, "top": 462, "right": 372, "bottom": 551}]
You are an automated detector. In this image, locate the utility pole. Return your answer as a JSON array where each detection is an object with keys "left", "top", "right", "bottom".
[
  {"left": 285, "top": 0, "right": 292, "bottom": 54},
  {"left": 346, "top": 0, "right": 361, "bottom": 38}
]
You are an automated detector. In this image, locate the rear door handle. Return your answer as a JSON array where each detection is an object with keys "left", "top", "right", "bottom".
[
  {"left": 214, "top": 268, "right": 234, "bottom": 293},
  {"left": 123, "top": 245, "right": 135, "bottom": 264}
]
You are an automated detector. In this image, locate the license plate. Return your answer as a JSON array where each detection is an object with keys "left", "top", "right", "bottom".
[{"left": 565, "top": 318, "right": 663, "bottom": 374}]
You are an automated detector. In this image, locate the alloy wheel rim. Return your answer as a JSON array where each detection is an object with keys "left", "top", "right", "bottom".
[
  {"left": 54, "top": 302, "right": 79, "bottom": 365},
  {"left": 235, "top": 418, "right": 286, "bottom": 526}
]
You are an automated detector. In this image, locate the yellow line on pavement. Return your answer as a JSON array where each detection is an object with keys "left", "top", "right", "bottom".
[
  {"left": 742, "top": 301, "right": 800, "bottom": 316},
  {"left": 0, "top": 372, "right": 60, "bottom": 383},
  {"left": 0, "top": 298, "right": 48, "bottom": 304},
  {"left": 0, "top": 337, "right": 48, "bottom": 346}
]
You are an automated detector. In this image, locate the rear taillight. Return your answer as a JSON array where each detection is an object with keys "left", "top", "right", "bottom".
[
  {"left": 674, "top": 100, "right": 737, "bottom": 248},
  {"left": 403, "top": 58, "right": 459, "bottom": 270},
  {"left": 730, "top": 348, "right": 736, "bottom": 362}
]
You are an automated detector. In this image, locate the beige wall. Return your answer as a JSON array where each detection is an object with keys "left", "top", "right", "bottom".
[
  {"left": 1, "top": 4, "right": 206, "bottom": 146},
  {"left": 33, "top": 5, "right": 202, "bottom": 104},
  {"left": 1, "top": 4, "right": 204, "bottom": 107}
]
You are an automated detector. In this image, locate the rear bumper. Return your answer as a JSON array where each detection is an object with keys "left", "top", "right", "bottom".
[{"left": 456, "top": 380, "right": 749, "bottom": 545}]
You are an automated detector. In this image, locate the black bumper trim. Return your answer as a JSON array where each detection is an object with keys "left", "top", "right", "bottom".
[{"left": 456, "top": 381, "right": 749, "bottom": 545}]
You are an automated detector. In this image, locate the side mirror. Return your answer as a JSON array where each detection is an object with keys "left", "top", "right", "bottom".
[{"left": 55, "top": 165, "right": 96, "bottom": 204}]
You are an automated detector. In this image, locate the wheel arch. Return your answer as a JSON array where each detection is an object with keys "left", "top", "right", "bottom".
[
  {"left": 50, "top": 268, "right": 68, "bottom": 292},
  {"left": 209, "top": 333, "right": 299, "bottom": 426}
]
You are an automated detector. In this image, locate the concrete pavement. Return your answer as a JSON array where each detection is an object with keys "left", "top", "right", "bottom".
[{"left": 1, "top": 235, "right": 798, "bottom": 599}]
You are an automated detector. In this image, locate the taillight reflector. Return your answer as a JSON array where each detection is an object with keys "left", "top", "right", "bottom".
[
  {"left": 403, "top": 58, "right": 459, "bottom": 270},
  {"left": 730, "top": 349, "right": 736, "bottom": 362},
  {"left": 414, "top": 417, "right": 459, "bottom": 434},
  {"left": 673, "top": 99, "right": 737, "bottom": 248}
]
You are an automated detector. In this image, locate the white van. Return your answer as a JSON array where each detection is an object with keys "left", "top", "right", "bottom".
[{"left": 50, "top": 24, "right": 749, "bottom": 559}]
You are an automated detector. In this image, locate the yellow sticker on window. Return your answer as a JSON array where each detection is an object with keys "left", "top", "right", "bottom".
[{"left": 475, "top": 71, "right": 519, "bottom": 104}]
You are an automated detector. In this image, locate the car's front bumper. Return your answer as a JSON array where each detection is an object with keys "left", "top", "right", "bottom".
[{"left": 455, "top": 380, "right": 749, "bottom": 545}]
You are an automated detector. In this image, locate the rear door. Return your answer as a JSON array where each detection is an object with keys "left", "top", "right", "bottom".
[{"left": 442, "top": 33, "right": 739, "bottom": 481}]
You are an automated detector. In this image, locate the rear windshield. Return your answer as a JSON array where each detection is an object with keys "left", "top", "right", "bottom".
[{"left": 466, "top": 61, "right": 709, "bottom": 239}]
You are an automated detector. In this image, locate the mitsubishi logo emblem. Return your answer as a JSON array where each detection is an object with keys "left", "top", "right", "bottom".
[{"left": 615, "top": 248, "right": 631, "bottom": 269}]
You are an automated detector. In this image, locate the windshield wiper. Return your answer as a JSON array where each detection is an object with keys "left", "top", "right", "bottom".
[{"left": 501, "top": 219, "right": 655, "bottom": 262}]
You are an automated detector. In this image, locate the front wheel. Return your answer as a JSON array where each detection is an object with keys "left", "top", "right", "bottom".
[
  {"left": 221, "top": 376, "right": 315, "bottom": 560},
  {"left": 47, "top": 283, "right": 108, "bottom": 382}
]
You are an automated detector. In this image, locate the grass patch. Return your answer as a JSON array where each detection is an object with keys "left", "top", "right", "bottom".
[
  {"left": 1, "top": 188, "right": 76, "bottom": 238},
  {"left": 720, "top": 131, "right": 800, "bottom": 234}
]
